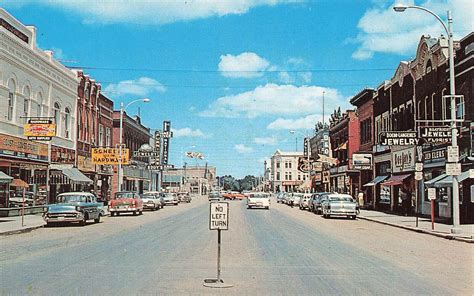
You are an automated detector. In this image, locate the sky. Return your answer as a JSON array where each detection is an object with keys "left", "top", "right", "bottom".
[{"left": 3, "top": 0, "right": 472, "bottom": 178}]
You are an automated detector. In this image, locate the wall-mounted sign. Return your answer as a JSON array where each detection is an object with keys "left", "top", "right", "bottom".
[
  {"left": 0, "top": 17, "right": 29, "bottom": 43},
  {"left": 352, "top": 153, "right": 372, "bottom": 170},
  {"left": 24, "top": 119, "right": 56, "bottom": 141},
  {"left": 77, "top": 155, "right": 95, "bottom": 172},
  {"left": 392, "top": 147, "right": 415, "bottom": 173},
  {"left": 379, "top": 131, "right": 419, "bottom": 146},
  {"left": 51, "top": 145, "right": 75, "bottom": 164},
  {"left": 92, "top": 148, "right": 129, "bottom": 165},
  {"left": 423, "top": 147, "right": 446, "bottom": 162},
  {"left": 0, "top": 133, "right": 48, "bottom": 161}
]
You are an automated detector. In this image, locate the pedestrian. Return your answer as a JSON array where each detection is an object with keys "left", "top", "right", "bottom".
[
  {"left": 400, "top": 184, "right": 411, "bottom": 216},
  {"left": 357, "top": 191, "right": 364, "bottom": 209}
]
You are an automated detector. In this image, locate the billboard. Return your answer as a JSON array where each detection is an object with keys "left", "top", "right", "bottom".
[
  {"left": 352, "top": 153, "right": 372, "bottom": 170},
  {"left": 92, "top": 148, "right": 129, "bottom": 165},
  {"left": 24, "top": 119, "right": 56, "bottom": 140}
]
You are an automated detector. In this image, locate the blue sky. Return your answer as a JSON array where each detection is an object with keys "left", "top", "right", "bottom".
[{"left": 4, "top": 0, "right": 472, "bottom": 178}]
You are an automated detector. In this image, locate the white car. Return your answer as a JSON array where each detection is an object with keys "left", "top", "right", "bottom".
[
  {"left": 247, "top": 193, "right": 270, "bottom": 210},
  {"left": 321, "top": 193, "right": 358, "bottom": 219},
  {"left": 141, "top": 192, "right": 163, "bottom": 210},
  {"left": 299, "top": 193, "right": 312, "bottom": 210}
]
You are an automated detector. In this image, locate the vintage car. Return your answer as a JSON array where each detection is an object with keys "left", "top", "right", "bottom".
[
  {"left": 309, "top": 192, "right": 330, "bottom": 214},
  {"left": 141, "top": 192, "right": 163, "bottom": 210},
  {"left": 161, "top": 192, "right": 179, "bottom": 205},
  {"left": 299, "top": 193, "right": 312, "bottom": 210},
  {"left": 247, "top": 192, "right": 270, "bottom": 210},
  {"left": 223, "top": 191, "right": 245, "bottom": 200},
  {"left": 43, "top": 192, "right": 101, "bottom": 226},
  {"left": 321, "top": 193, "right": 358, "bottom": 219},
  {"left": 291, "top": 193, "right": 303, "bottom": 207},
  {"left": 208, "top": 191, "right": 221, "bottom": 201},
  {"left": 110, "top": 191, "right": 143, "bottom": 216},
  {"left": 177, "top": 192, "right": 191, "bottom": 203}
]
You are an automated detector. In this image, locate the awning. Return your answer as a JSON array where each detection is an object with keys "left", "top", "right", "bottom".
[
  {"left": 0, "top": 171, "right": 13, "bottom": 184},
  {"left": 298, "top": 179, "right": 312, "bottom": 189},
  {"left": 11, "top": 179, "right": 29, "bottom": 188},
  {"left": 425, "top": 171, "right": 471, "bottom": 188},
  {"left": 363, "top": 175, "right": 388, "bottom": 187},
  {"left": 334, "top": 141, "right": 348, "bottom": 151},
  {"left": 382, "top": 174, "right": 411, "bottom": 186},
  {"left": 61, "top": 168, "right": 93, "bottom": 184}
]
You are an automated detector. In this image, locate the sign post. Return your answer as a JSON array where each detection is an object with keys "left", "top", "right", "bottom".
[
  {"left": 204, "top": 202, "right": 233, "bottom": 288},
  {"left": 428, "top": 188, "right": 436, "bottom": 230}
]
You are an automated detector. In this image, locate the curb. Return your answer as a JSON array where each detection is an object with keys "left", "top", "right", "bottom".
[
  {"left": 358, "top": 216, "right": 474, "bottom": 243},
  {"left": 0, "top": 224, "right": 44, "bottom": 236}
]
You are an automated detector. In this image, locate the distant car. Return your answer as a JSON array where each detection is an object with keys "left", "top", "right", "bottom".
[
  {"left": 291, "top": 193, "right": 303, "bottom": 207},
  {"left": 177, "top": 192, "right": 192, "bottom": 203},
  {"left": 141, "top": 192, "right": 163, "bottom": 210},
  {"left": 299, "top": 193, "right": 312, "bottom": 210},
  {"left": 223, "top": 191, "right": 245, "bottom": 200},
  {"left": 208, "top": 191, "right": 220, "bottom": 201},
  {"left": 321, "top": 193, "right": 358, "bottom": 219},
  {"left": 161, "top": 192, "right": 179, "bottom": 205},
  {"left": 43, "top": 192, "right": 101, "bottom": 226},
  {"left": 247, "top": 192, "right": 270, "bottom": 210},
  {"left": 276, "top": 192, "right": 285, "bottom": 203},
  {"left": 110, "top": 191, "right": 143, "bottom": 216}
]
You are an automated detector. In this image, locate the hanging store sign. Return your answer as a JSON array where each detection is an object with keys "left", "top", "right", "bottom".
[
  {"left": 352, "top": 153, "right": 372, "bottom": 170},
  {"left": 24, "top": 119, "right": 56, "bottom": 141},
  {"left": 154, "top": 130, "right": 161, "bottom": 165},
  {"left": 392, "top": 147, "right": 415, "bottom": 173},
  {"left": 304, "top": 137, "right": 309, "bottom": 157},
  {"left": 419, "top": 126, "right": 456, "bottom": 144},
  {"left": 92, "top": 148, "right": 129, "bottom": 165},
  {"left": 162, "top": 121, "right": 171, "bottom": 165},
  {"left": 379, "top": 131, "right": 419, "bottom": 146}
]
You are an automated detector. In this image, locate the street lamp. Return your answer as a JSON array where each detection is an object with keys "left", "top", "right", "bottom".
[
  {"left": 393, "top": 4, "right": 461, "bottom": 234},
  {"left": 118, "top": 98, "right": 151, "bottom": 192},
  {"left": 290, "top": 130, "right": 311, "bottom": 193}
]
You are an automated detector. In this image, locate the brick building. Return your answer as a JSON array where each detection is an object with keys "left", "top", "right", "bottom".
[{"left": 96, "top": 93, "right": 114, "bottom": 201}]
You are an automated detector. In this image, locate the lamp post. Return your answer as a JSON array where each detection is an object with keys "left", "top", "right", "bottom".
[
  {"left": 118, "top": 98, "right": 151, "bottom": 192},
  {"left": 290, "top": 130, "right": 311, "bottom": 193},
  {"left": 394, "top": 4, "right": 461, "bottom": 233}
]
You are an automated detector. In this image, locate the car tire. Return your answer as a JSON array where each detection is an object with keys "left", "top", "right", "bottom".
[
  {"left": 80, "top": 214, "right": 87, "bottom": 226},
  {"left": 133, "top": 211, "right": 137, "bottom": 216},
  {"left": 116, "top": 212, "right": 120, "bottom": 216},
  {"left": 351, "top": 215, "right": 357, "bottom": 220},
  {"left": 139, "top": 211, "right": 143, "bottom": 215},
  {"left": 94, "top": 215, "right": 100, "bottom": 223}
]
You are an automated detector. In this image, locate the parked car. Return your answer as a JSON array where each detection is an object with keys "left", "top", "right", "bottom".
[
  {"left": 309, "top": 192, "right": 330, "bottom": 214},
  {"left": 141, "top": 192, "right": 163, "bottom": 210},
  {"left": 299, "top": 193, "right": 312, "bottom": 210},
  {"left": 110, "top": 191, "right": 143, "bottom": 216},
  {"left": 247, "top": 192, "right": 270, "bottom": 209},
  {"left": 43, "top": 192, "right": 101, "bottom": 226},
  {"left": 321, "top": 193, "right": 358, "bottom": 219},
  {"left": 161, "top": 192, "right": 179, "bottom": 205},
  {"left": 276, "top": 192, "right": 285, "bottom": 203},
  {"left": 208, "top": 191, "right": 221, "bottom": 201},
  {"left": 177, "top": 192, "right": 192, "bottom": 203},
  {"left": 291, "top": 193, "right": 304, "bottom": 207}
]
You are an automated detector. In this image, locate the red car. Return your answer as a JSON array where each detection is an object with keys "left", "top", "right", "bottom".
[{"left": 110, "top": 191, "right": 143, "bottom": 216}]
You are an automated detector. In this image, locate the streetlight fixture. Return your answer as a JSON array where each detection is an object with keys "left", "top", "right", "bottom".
[
  {"left": 393, "top": 4, "right": 461, "bottom": 233},
  {"left": 290, "top": 130, "right": 311, "bottom": 193},
  {"left": 118, "top": 98, "right": 151, "bottom": 192}
]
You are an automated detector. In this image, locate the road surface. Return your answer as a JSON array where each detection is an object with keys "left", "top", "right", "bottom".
[{"left": 1, "top": 197, "right": 471, "bottom": 295}]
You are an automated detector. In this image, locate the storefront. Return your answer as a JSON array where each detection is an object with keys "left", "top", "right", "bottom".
[
  {"left": 0, "top": 134, "right": 49, "bottom": 207},
  {"left": 0, "top": 171, "right": 13, "bottom": 207},
  {"left": 77, "top": 154, "right": 96, "bottom": 193},
  {"left": 97, "top": 165, "right": 113, "bottom": 202},
  {"left": 382, "top": 147, "right": 415, "bottom": 213}
]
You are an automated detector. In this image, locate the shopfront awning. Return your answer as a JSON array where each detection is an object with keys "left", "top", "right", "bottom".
[
  {"left": 425, "top": 171, "right": 471, "bottom": 188},
  {"left": 61, "top": 168, "right": 93, "bottom": 184},
  {"left": 382, "top": 174, "right": 411, "bottom": 186},
  {"left": 11, "top": 178, "right": 29, "bottom": 188},
  {"left": 363, "top": 175, "right": 388, "bottom": 187},
  {"left": 0, "top": 171, "right": 13, "bottom": 184}
]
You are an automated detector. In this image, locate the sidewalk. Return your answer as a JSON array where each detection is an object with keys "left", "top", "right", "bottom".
[
  {"left": 358, "top": 210, "right": 474, "bottom": 243},
  {"left": 0, "top": 214, "right": 45, "bottom": 235}
]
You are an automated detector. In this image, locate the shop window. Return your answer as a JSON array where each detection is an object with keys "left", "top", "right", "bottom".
[
  {"left": 106, "top": 127, "right": 111, "bottom": 147},
  {"left": 53, "top": 102, "right": 61, "bottom": 133},
  {"left": 380, "top": 185, "right": 390, "bottom": 204},
  {"left": 98, "top": 124, "right": 104, "bottom": 147}
]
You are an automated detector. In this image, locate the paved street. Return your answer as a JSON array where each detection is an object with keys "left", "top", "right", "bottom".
[{"left": 1, "top": 197, "right": 472, "bottom": 295}]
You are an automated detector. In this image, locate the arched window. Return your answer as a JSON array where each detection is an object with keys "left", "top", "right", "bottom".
[
  {"left": 23, "top": 86, "right": 31, "bottom": 123},
  {"left": 84, "top": 85, "right": 90, "bottom": 103},
  {"left": 53, "top": 102, "right": 61, "bottom": 133},
  {"left": 85, "top": 109, "right": 90, "bottom": 140},
  {"left": 64, "top": 108, "right": 71, "bottom": 139},
  {"left": 36, "top": 92, "right": 43, "bottom": 117},
  {"left": 7, "top": 79, "right": 15, "bottom": 121}
]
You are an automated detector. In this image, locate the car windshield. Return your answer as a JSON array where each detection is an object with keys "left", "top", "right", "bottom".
[
  {"left": 58, "top": 195, "right": 88, "bottom": 203},
  {"left": 329, "top": 196, "right": 354, "bottom": 202},
  {"left": 141, "top": 194, "right": 154, "bottom": 199},
  {"left": 115, "top": 192, "right": 135, "bottom": 199}
]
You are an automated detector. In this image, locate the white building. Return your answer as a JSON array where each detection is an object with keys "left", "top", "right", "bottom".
[
  {"left": 270, "top": 149, "right": 309, "bottom": 193},
  {"left": 0, "top": 8, "right": 79, "bottom": 205}
]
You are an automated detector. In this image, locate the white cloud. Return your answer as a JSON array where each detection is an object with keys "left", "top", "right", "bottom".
[
  {"left": 352, "top": 0, "right": 474, "bottom": 59},
  {"left": 267, "top": 114, "right": 321, "bottom": 130},
  {"left": 10, "top": 0, "right": 295, "bottom": 25},
  {"left": 104, "top": 77, "right": 166, "bottom": 96},
  {"left": 200, "top": 83, "right": 343, "bottom": 118},
  {"left": 218, "top": 52, "right": 270, "bottom": 78},
  {"left": 254, "top": 136, "right": 278, "bottom": 145},
  {"left": 172, "top": 128, "right": 205, "bottom": 138},
  {"left": 234, "top": 144, "right": 254, "bottom": 154}
]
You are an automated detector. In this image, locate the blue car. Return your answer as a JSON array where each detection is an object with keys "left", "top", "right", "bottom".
[{"left": 43, "top": 192, "right": 101, "bottom": 226}]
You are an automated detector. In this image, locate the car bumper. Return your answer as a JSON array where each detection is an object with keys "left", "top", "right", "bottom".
[
  {"left": 163, "top": 201, "right": 177, "bottom": 204},
  {"left": 143, "top": 204, "right": 157, "bottom": 209},
  {"left": 247, "top": 203, "right": 269, "bottom": 208},
  {"left": 44, "top": 213, "right": 84, "bottom": 223},
  {"left": 110, "top": 207, "right": 140, "bottom": 212},
  {"left": 327, "top": 210, "right": 357, "bottom": 216}
]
